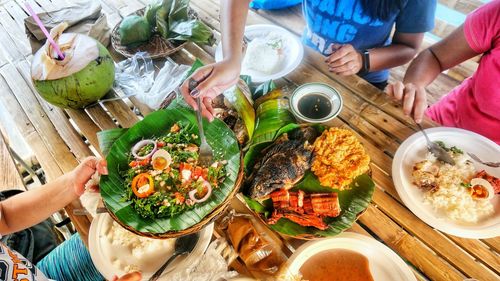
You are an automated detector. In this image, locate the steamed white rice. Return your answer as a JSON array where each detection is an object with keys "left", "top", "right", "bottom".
[
  {"left": 421, "top": 152, "right": 494, "bottom": 223},
  {"left": 242, "top": 33, "right": 284, "bottom": 74}
]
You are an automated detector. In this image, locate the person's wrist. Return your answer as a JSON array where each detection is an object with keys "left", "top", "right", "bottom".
[
  {"left": 357, "top": 50, "right": 370, "bottom": 75},
  {"left": 62, "top": 171, "right": 82, "bottom": 198}
]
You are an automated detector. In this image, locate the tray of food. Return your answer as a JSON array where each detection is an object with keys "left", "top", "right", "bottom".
[
  {"left": 393, "top": 127, "right": 500, "bottom": 238},
  {"left": 99, "top": 105, "right": 243, "bottom": 238}
]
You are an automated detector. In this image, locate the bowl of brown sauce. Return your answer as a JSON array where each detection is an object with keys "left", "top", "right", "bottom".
[
  {"left": 278, "top": 232, "right": 417, "bottom": 281},
  {"left": 290, "top": 83, "right": 343, "bottom": 124}
]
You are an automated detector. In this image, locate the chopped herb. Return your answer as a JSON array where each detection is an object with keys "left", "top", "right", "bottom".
[
  {"left": 266, "top": 38, "right": 283, "bottom": 50},
  {"left": 434, "top": 141, "right": 463, "bottom": 154},
  {"left": 460, "top": 182, "right": 471, "bottom": 188}
]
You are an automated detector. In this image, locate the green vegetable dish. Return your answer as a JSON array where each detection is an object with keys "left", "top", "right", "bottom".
[{"left": 123, "top": 123, "right": 226, "bottom": 219}]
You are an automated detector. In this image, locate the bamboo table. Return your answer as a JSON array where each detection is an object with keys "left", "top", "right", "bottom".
[{"left": 0, "top": 0, "right": 498, "bottom": 280}]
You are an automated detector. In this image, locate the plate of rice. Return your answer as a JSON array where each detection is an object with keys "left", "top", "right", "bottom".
[
  {"left": 393, "top": 127, "right": 500, "bottom": 238},
  {"left": 89, "top": 213, "right": 213, "bottom": 280},
  {"left": 215, "top": 24, "right": 304, "bottom": 83}
]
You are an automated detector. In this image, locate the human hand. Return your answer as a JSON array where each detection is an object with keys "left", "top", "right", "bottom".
[
  {"left": 180, "top": 59, "right": 241, "bottom": 121},
  {"left": 68, "top": 156, "right": 108, "bottom": 196},
  {"left": 112, "top": 271, "right": 142, "bottom": 281},
  {"left": 325, "top": 44, "right": 363, "bottom": 75},
  {"left": 386, "top": 81, "right": 428, "bottom": 123}
]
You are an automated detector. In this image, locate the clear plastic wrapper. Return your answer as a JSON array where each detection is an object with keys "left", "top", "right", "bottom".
[
  {"left": 168, "top": 238, "right": 239, "bottom": 281},
  {"left": 114, "top": 52, "right": 189, "bottom": 110}
]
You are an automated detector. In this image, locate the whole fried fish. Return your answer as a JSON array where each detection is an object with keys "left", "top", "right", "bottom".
[{"left": 249, "top": 127, "right": 318, "bottom": 199}]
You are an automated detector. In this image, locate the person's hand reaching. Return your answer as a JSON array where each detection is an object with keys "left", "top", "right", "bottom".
[
  {"left": 386, "top": 81, "right": 428, "bottom": 123},
  {"left": 68, "top": 156, "right": 108, "bottom": 196},
  {"left": 325, "top": 44, "right": 363, "bottom": 75},
  {"left": 180, "top": 59, "right": 241, "bottom": 121},
  {"left": 112, "top": 271, "right": 142, "bottom": 281}
]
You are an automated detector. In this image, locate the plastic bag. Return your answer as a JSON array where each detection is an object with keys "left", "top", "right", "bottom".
[
  {"left": 114, "top": 52, "right": 189, "bottom": 110},
  {"left": 168, "top": 238, "right": 239, "bottom": 281}
]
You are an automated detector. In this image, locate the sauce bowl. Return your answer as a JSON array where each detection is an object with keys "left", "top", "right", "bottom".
[{"left": 289, "top": 83, "right": 343, "bottom": 124}]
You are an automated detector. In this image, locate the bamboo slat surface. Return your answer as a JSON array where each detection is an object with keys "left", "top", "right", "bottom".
[{"left": 0, "top": 0, "right": 497, "bottom": 280}]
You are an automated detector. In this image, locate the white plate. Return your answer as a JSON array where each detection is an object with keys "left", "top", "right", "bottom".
[
  {"left": 215, "top": 24, "right": 304, "bottom": 83},
  {"left": 280, "top": 232, "right": 416, "bottom": 281},
  {"left": 393, "top": 127, "right": 500, "bottom": 238},
  {"left": 89, "top": 213, "right": 213, "bottom": 280}
]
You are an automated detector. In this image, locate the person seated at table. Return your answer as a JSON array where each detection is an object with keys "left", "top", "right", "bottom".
[
  {"left": 386, "top": 0, "right": 500, "bottom": 144},
  {"left": 0, "top": 156, "right": 140, "bottom": 281},
  {"left": 180, "top": 0, "right": 437, "bottom": 120}
]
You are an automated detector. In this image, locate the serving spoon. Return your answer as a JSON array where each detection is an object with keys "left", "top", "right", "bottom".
[
  {"left": 416, "top": 123, "right": 455, "bottom": 165},
  {"left": 148, "top": 232, "right": 200, "bottom": 281}
]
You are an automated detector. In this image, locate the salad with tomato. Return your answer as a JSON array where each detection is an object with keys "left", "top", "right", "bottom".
[{"left": 122, "top": 123, "right": 226, "bottom": 219}]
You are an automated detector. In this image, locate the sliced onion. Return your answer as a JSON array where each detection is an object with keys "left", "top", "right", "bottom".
[
  {"left": 189, "top": 181, "right": 212, "bottom": 203},
  {"left": 132, "top": 139, "right": 157, "bottom": 160}
]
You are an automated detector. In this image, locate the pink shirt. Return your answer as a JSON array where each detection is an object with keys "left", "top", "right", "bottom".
[{"left": 426, "top": 0, "right": 500, "bottom": 144}]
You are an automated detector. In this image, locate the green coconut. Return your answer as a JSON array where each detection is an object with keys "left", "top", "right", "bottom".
[{"left": 31, "top": 24, "right": 115, "bottom": 109}]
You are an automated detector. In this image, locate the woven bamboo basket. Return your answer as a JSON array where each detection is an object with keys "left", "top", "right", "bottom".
[
  {"left": 105, "top": 153, "right": 245, "bottom": 239},
  {"left": 111, "top": 8, "right": 191, "bottom": 59}
]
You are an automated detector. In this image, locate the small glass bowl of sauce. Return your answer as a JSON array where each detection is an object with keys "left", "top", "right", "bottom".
[{"left": 290, "top": 83, "right": 343, "bottom": 124}]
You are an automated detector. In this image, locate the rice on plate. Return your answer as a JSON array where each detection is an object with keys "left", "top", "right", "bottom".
[{"left": 413, "top": 152, "right": 494, "bottom": 223}]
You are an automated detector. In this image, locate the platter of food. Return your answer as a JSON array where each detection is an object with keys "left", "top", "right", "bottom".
[
  {"left": 243, "top": 124, "right": 375, "bottom": 239},
  {"left": 393, "top": 127, "right": 500, "bottom": 238},
  {"left": 89, "top": 213, "right": 213, "bottom": 280},
  {"left": 215, "top": 24, "right": 304, "bottom": 83},
  {"left": 278, "top": 232, "right": 417, "bottom": 281},
  {"left": 99, "top": 105, "right": 243, "bottom": 238}
]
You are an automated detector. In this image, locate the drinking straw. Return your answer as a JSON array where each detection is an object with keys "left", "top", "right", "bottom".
[{"left": 25, "top": 3, "right": 65, "bottom": 60}]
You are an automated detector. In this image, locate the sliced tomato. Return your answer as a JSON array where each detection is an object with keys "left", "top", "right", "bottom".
[
  {"left": 129, "top": 161, "right": 138, "bottom": 168},
  {"left": 157, "top": 141, "right": 166, "bottom": 148}
]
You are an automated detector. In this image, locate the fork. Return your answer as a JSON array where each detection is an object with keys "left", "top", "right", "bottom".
[
  {"left": 467, "top": 152, "right": 500, "bottom": 168},
  {"left": 187, "top": 78, "right": 214, "bottom": 168},
  {"left": 195, "top": 96, "right": 214, "bottom": 167},
  {"left": 416, "top": 123, "right": 455, "bottom": 165}
]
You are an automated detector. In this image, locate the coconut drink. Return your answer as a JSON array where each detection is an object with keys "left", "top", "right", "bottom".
[{"left": 31, "top": 23, "right": 115, "bottom": 109}]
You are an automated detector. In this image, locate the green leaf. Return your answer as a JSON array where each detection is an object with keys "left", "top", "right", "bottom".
[
  {"left": 246, "top": 173, "right": 375, "bottom": 238},
  {"left": 184, "top": 58, "right": 205, "bottom": 79},
  {"left": 253, "top": 80, "right": 276, "bottom": 100},
  {"left": 144, "top": 0, "right": 162, "bottom": 29},
  {"left": 170, "top": 19, "right": 215, "bottom": 45},
  {"left": 243, "top": 97, "right": 296, "bottom": 173},
  {"left": 97, "top": 128, "right": 128, "bottom": 156},
  {"left": 100, "top": 104, "right": 241, "bottom": 234},
  {"left": 223, "top": 80, "right": 255, "bottom": 139},
  {"left": 155, "top": 5, "right": 169, "bottom": 38}
]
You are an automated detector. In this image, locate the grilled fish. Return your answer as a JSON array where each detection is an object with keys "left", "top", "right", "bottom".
[{"left": 249, "top": 127, "right": 318, "bottom": 199}]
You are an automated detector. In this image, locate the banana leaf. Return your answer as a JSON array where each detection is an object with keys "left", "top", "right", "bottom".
[
  {"left": 154, "top": 0, "right": 214, "bottom": 45},
  {"left": 97, "top": 128, "right": 128, "bottom": 156},
  {"left": 99, "top": 105, "right": 241, "bottom": 234},
  {"left": 243, "top": 122, "right": 375, "bottom": 238},
  {"left": 144, "top": 0, "right": 162, "bottom": 29},
  {"left": 243, "top": 93, "right": 296, "bottom": 172},
  {"left": 246, "top": 172, "right": 375, "bottom": 238},
  {"left": 223, "top": 80, "right": 255, "bottom": 140}
]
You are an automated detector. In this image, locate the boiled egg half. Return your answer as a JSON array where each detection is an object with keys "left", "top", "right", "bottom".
[{"left": 152, "top": 149, "right": 172, "bottom": 170}]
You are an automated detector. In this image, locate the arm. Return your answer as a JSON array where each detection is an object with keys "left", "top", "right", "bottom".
[
  {"left": 0, "top": 157, "right": 107, "bottom": 235},
  {"left": 326, "top": 32, "right": 424, "bottom": 75},
  {"left": 386, "top": 25, "right": 479, "bottom": 122},
  {"left": 180, "top": 0, "right": 250, "bottom": 121}
]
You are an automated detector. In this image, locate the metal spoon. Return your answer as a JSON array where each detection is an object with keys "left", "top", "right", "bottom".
[
  {"left": 416, "top": 123, "right": 455, "bottom": 165},
  {"left": 148, "top": 232, "right": 200, "bottom": 281}
]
